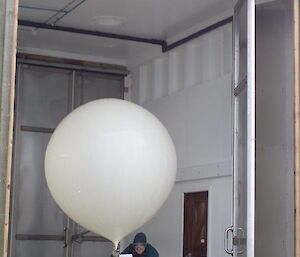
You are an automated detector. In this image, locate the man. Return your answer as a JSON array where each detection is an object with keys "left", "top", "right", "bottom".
[{"left": 122, "top": 232, "right": 159, "bottom": 257}]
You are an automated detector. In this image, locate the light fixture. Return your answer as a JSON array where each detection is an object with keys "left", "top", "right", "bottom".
[{"left": 92, "top": 15, "right": 125, "bottom": 27}]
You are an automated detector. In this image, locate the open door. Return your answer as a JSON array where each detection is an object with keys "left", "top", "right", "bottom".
[{"left": 224, "top": 0, "right": 255, "bottom": 256}]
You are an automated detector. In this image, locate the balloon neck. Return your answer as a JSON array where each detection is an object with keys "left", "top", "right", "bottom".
[{"left": 112, "top": 242, "right": 120, "bottom": 257}]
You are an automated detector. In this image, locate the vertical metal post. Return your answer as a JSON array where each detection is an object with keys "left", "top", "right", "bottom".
[
  {"left": 232, "top": 2, "right": 239, "bottom": 248},
  {"left": 0, "top": 0, "right": 19, "bottom": 257},
  {"left": 246, "top": 0, "right": 255, "bottom": 257},
  {"left": 124, "top": 74, "right": 131, "bottom": 101},
  {"left": 65, "top": 70, "right": 76, "bottom": 257},
  {"left": 71, "top": 71, "right": 76, "bottom": 110}
]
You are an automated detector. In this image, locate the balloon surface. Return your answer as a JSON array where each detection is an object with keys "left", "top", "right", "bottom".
[{"left": 45, "top": 99, "right": 177, "bottom": 247}]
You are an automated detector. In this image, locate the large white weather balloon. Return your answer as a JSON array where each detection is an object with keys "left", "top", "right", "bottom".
[{"left": 45, "top": 99, "right": 177, "bottom": 248}]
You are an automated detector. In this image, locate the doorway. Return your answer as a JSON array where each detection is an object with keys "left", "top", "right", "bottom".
[{"left": 183, "top": 191, "right": 208, "bottom": 257}]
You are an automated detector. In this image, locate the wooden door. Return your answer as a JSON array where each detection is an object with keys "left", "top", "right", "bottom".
[{"left": 183, "top": 191, "right": 208, "bottom": 257}]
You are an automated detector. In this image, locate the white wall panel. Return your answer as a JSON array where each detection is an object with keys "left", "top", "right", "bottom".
[
  {"left": 184, "top": 75, "right": 231, "bottom": 166},
  {"left": 153, "top": 57, "right": 168, "bottom": 100},
  {"left": 138, "top": 64, "right": 153, "bottom": 104},
  {"left": 206, "top": 29, "right": 224, "bottom": 80},
  {"left": 145, "top": 91, "right": 186, "bottom": 168},
  {"left": 168, "top": 49, "right": 185, "bottom": 95},
  {"left": 130, "top": 68, "right": 140, "bottom": 104},
  {"left": 136, "top": 23, "right": 232, "bottom": 105},
  {"left": 184, "top": 44, "right": 200, "bottom": 88},
  {"left": 145, "top": 74, "right": 231, "bottom": 169},
  {"left": 222, "top": 25, "right": 232, "bottom": 75}
]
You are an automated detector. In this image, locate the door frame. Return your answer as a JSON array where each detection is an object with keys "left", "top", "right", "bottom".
[
  {"left": 231, "top": 0, "right": 255, "bottom": 256},
  {"left": 0, "top": 0, "right": 19, "bottom": 257}
]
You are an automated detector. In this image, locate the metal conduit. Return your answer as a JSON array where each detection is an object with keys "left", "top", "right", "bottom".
[{"left": 18, "top": 19, "right": 167, "bottom": 47}]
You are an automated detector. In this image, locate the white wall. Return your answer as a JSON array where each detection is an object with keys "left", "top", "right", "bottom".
[
  {"left": 255, "top": 2, "right": 294, "bottom": 257},
  {"left": 123, "top": 23, "right": 233, "bottom": 257}
]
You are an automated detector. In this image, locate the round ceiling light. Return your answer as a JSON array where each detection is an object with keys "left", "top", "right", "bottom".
[{"left": 92, "top": 16, "right": 125, "bottom": 27}]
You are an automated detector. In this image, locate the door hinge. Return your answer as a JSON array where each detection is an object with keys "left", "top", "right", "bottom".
[{"left": 233, "top": 236, "right": 246, "bottom": 246}]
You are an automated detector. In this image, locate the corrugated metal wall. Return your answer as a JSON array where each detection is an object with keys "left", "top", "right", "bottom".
[{"left": 131, "top": 25, "right": 232, "bottom": 106}]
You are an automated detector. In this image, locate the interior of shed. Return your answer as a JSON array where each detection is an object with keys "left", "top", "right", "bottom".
[{"left": 6, "top": 0, "right": 295, "bottom": 257}]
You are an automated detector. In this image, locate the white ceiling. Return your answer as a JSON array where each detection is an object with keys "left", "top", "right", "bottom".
[{"left": 18, "top": 0, "right": 234, "bottom": 65}]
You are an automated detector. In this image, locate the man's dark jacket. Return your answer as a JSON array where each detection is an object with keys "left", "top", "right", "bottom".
[{"left": 122, "top": 244, "right": 159, "bottom": 257}]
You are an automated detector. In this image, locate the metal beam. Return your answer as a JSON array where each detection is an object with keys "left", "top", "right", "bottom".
[
  {"left": 20, "top": 126, "right": 55, "bottom": 134},
  {"left": 15, "top": 234, "right": 110, "bottom": 243},
  {"left": 162, "top": 16, "right": 233, "bottom": 52},
  {"left": 18, "top": 19, "right": 167, "bottom": 48},
  {"left": 72, "top": 235, "right": 110, "bottom": 242},
  {"left": 15, "top": 234, "right": 65, "bottom": 241},
  {"left": 18, "top": 17, "right": 233, "bottom": 53},
  {"left": 17, "top": 58, "right": 128, "bottom": 77}
]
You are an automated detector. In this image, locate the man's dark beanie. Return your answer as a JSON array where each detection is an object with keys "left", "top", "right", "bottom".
[{"left": 133, "top": 232, "right": 147, "bottom": 244}]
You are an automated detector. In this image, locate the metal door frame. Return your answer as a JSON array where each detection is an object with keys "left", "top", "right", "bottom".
[{"left": 226, "top": 0, "right": 255, "bottom": 256}]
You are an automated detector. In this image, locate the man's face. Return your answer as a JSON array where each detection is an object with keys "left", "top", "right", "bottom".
[{"left": 134, "top": 243, "right": 145, "bottom": 255}]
